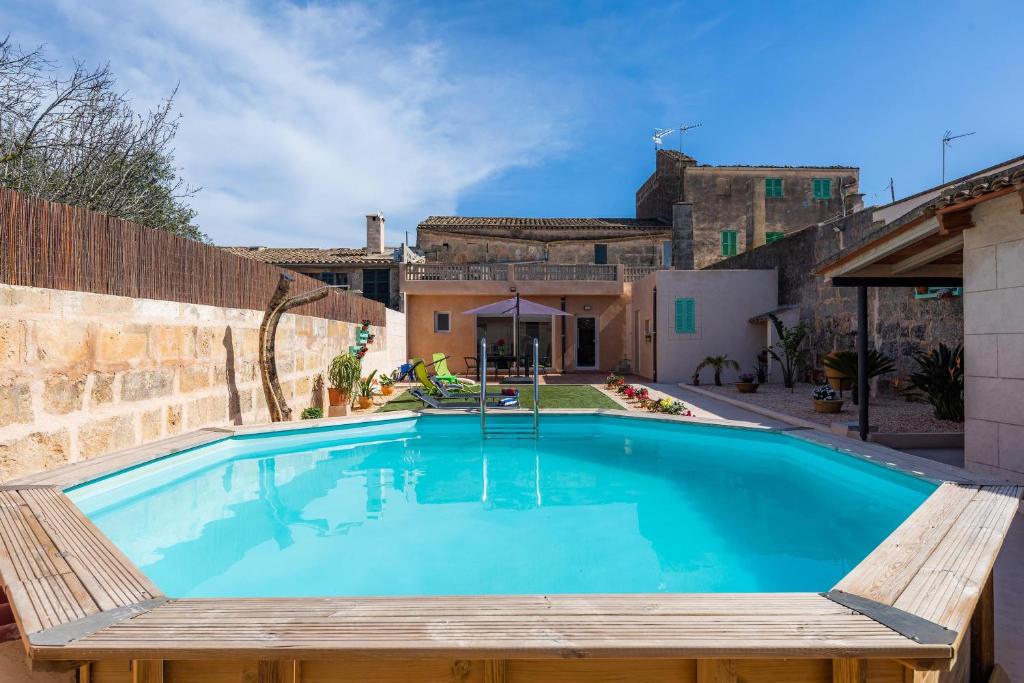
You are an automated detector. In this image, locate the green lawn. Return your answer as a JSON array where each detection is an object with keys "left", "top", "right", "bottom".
[{"left": 377, "top": 384, "right": 622, "bottom": 412}]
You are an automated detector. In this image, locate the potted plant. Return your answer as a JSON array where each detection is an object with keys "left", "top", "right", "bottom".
[
  {"left": 300, "top": 407, "right": 324, "bottom": 420},
  {"left": 811, "top": 384, "right": 844, "bottom": 413},
  {"left": 605, "top": 373, "right": 623, "bottom": 388},
  {"left": 822, "top": 350, "right": 896, "bottom": 405},
  {"left": 735, "top": 372, "right": 759, "bottom": 393},
  {"left": 379, "top": 373, "right": 396, "bottom": 396},
  {"left": 356, "top": 370, "right": 378, "bottom": 409},
  {"left": 327, "top": 353, "right": 361, "bottom": 408},
  {"left": 904, "top": 343, "right": 964, "bottom": 422},
  {"left": 695, "top": 355, "right": 740, "bottom": 387}
]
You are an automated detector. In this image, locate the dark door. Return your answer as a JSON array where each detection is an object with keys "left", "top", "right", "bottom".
[
  {"left": 361, "top": 269, "right": 391, "bottom": 306},
  {"left": 576, "top": 317, "right": 597, "bottom": 368}
]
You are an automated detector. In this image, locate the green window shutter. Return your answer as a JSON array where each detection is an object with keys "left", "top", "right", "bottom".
[
  {"left": 674, "top": 298, "right": 696, "bottom": 334},
  {"left": 765, "top": 177, "right": 782, "bottom": 198},
  {"left": 721, "top": 230, "right": 738, "bottom": 256},
  {"left": 813, "top": 178, "right": 832, "bottom": 199},
  {"left": 766, "top": 231, "right": 785, "bottom": 244}
]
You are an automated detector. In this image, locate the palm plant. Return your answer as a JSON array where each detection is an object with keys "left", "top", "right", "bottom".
[
  {"left": 822, "top": 350, "right": 896, "bottom": 405},
  {"left": 695, "top": 354, "right": 740, "bottom": 386},
  {"left": 905, "top": 344, "right": 964, "bottom": 422},
  {"left": 765, "top": 314, "right": 809, "bottom": 392}
]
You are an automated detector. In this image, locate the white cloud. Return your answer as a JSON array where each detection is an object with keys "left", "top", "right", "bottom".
[{"left": 47, "top": 0, "right": 567, "bottom": 246}]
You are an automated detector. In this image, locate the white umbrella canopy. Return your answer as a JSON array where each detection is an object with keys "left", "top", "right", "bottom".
[
  {"left": 464, "top": 296, "right": 571, "bottom": 362},
  {"left": 461, "top": 297, "right": 572, "bottom": 317}
]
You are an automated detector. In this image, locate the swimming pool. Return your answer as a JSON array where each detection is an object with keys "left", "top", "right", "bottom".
[{"left": 69, "top": 413, "right": 934, "bottom": 598}]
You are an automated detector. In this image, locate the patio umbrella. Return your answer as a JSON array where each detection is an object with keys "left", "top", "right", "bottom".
[{"left": 462, "top": 296, "right": 572, "bottom": 360}]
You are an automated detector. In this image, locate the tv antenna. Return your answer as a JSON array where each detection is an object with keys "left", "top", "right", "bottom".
[
  {"left": 652, "top": 128, "right": 675, "bottom": 149},
  {"left": 678, "top": 122, "right": 702, "bottom": 152},
  {"left": 941, "top": 130, "right": 975, "bottom": 183}
]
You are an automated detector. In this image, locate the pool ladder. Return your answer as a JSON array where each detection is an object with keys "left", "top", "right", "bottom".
[{"left": 479, "top": 337, "right": 540, "bottom": 439}]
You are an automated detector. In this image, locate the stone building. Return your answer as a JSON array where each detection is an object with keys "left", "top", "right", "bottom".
[
  {"left": 416, "top": 216, "right": 672, "bottom": 267},
  {"left": 705, "top": 155, "right": 1024, "bottom": 385},
  {"left": 637, "top": 149, "right": 862, "bottom": 268},
  {"left": 224, "top": 214, "right": 419, "bottom": 311}
]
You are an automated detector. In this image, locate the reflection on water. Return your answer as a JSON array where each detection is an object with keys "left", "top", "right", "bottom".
[{"left": 74, "top": 417, "right": 933, "bottom": 597}]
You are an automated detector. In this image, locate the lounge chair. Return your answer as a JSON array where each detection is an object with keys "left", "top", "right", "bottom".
[
  {"left": 429, "top": 376, "right": 518, "bottom": 402},
  {"left": 409, "top": 388, "right": 519, "bottom": 409},
  {"left": 432, "top": 353, "right": 476, "bottom": 385},
  {"left": 412, "top": 358, "right": 467, "bottom": 395}
]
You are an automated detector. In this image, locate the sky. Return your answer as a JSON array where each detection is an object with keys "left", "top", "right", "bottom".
[{"left": 3, "top": 1, "right": 1023, "bottom": 247}]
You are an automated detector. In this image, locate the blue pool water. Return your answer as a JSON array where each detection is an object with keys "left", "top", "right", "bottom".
[{"left": 69, "top": 414, "right": 934, "bottom": 598}]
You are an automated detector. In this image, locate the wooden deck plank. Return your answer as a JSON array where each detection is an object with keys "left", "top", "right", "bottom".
[
  {"left": 892, "top": 485, "right": 1021, "bottom": 635},
  {"left": 19, "top": 487, "right": 161, "bottom": 608},
  {"left": 39, "top": 594, "right": 949, "bottom": 662},
  {"left": 833, "top": 483, "right": 979, "bottom": 604}
]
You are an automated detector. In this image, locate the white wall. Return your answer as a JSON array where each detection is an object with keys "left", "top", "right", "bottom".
[
  {"left": 650, "top": 269, "right": 779, "bottom": 384},
  {"left": 963, "top": 193, "right": 1024, "bottom": 482}
]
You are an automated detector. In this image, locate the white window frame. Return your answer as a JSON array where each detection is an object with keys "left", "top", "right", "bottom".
[{"left": 434, "top": 311, "right": 451, "bottom": 334}]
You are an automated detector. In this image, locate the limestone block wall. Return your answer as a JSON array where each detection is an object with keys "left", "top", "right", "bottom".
[
  {"left": 962, "top": 193, "right": 1024, "bottom": 482},
  {"left": 0, "top": 284, "right": 405, "bottom": 482}
]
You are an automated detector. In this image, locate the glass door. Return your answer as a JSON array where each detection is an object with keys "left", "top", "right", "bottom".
[{"left": 576, "top": 316, "right": 597, "bottom": 369}]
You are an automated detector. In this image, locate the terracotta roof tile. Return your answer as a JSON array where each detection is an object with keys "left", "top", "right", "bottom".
[{"left": 221, "top": 246, "right": 398, "bottom": 265}]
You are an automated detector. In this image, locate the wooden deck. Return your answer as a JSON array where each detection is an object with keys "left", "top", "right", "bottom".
[{"left": 0, "top": 413, "right": 1019, "bottom": 682}]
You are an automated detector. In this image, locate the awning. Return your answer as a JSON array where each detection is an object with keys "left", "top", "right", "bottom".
[{"left": 462, "top": 297, "right": 572, "bottom": 317}]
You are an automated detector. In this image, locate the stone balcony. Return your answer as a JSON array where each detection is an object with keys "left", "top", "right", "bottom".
[{"left": 401, "top": 262, "right": 662, "bottom": 296}]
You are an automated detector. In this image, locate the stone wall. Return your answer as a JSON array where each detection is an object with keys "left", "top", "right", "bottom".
[
  {"left": 962, "top": 193, "right": 1024, "bottom": 482},
  {"left": 705, "top": 212, "right": 964, "bottom": 386},
  {"left": 0, "top": 284, "right": 405, "bottom": 482},
  {"left": 417, "top": 231, "right": 670, "bottom": 266}
]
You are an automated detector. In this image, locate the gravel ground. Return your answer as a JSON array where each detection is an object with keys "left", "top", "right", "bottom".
[{"left": 695, "top": 382, "right": 963, "bottom": 433}]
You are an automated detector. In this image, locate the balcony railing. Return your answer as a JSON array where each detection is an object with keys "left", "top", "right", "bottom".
[
  {"left": 623, "top": 265, "right": 664, "bottom": 282},
  {"left": 513, "top": 263, "right": 618, "bottom": 281},
  {"left": 405, "top": 263, "right": 509, "bottom": 281}
]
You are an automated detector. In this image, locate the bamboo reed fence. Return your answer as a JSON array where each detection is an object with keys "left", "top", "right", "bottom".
[{"left": 0, "top": 188, "right": 386, "bottom": 326}]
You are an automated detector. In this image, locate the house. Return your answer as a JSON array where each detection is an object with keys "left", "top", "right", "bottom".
[
  {"left": 224, "top": 214, "right": 420, "bottom": 311},
  {"left": 638, "top": 149, "right": 862, "bottom": 268},
  {"left": 817, "top": 158, "right": 1024, "bottom": 481}
]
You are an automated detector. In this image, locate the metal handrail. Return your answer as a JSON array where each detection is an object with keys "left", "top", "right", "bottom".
[
  {"left": 480, "top": 337, "right": 487, "bottom": 430},
  {"left": 533, "top": 337, "right": 539, "bottom": 433}
]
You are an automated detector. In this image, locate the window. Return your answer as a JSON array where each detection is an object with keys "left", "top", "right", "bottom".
[
  {"left": 720, "top": 230, "right": 738, "bottom": 257},
  {"left": 766, "top": 231, "right": 785, "bottom": 244},
  {"left": 361, "top": 268, "right": 391, "bottom": 306},
  {"left": 812, "top": 178, "right": 833, "bottom": 200},
  {"left": 594, "top": 244, "right": 608, "bottom": 264},
  {"left": 674, "top": 298, "right": 696, "bottom": 334},
  {"left": 662, "top": 241, "right": 672, "bottom": 266},
  {"left": 434, "top": 311, "right": 451, "bottom": 333},
  {"left": 314, "top": 272, "right": 348, "bottom": 288},
  {"left": 715, "top": 177, "right": 731, "bottom": 196},
  {"left": 765, "top": 177, "right": 783, "bottom": 198}
]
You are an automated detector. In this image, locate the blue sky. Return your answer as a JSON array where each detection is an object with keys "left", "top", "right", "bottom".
[{"left": 3, "top": 1, "right": 1022, "bottom": 246}]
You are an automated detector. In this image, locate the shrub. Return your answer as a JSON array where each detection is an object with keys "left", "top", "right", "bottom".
[
  {"left": 300, "top": 407, "right": 324, "bottom": 420},
  {"left": 695, "top": 355, "right": 740, "bottom": 387},
  {"left": 905, "top": 344, "right": 964, "bottom": 422},
  {"left": 737, "top": 372, "right": 757, "bottom": 384}
]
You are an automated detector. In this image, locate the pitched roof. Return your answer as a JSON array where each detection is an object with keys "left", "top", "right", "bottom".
[
  {"left": 417, "top": 216, "right": 670, "bottom": 242},
  {"left": 221, "top": 246, "right": 398, "bottom": 266},
  {"left": 816, "top": 158, "right": 1024, "bottom": 274}
]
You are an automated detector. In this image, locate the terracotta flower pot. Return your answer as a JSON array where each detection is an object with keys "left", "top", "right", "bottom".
[
  {"left": 813, "top": 398, "right": 844, "bottom": 413},
  {"left": 824, "top": 351, "right": 851, "bottom": 391},
  {"left": 327, "top": 388, "right": 349, "bottom": 406},
  {"left": 735, "top": 382, "right": 759, "bottom": 394},
  {"left": 381, "top": 385, "right": 394, "bottom": 396},
  {"left": 357, "top": 396, "right": 373, "bottom": 409}
]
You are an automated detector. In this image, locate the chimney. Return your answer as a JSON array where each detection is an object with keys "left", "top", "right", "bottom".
[
  {"left": 671, "top": 202, "right": 695, "bottom": 270},
  {"left": 366, "top": 212, "right": 385, "bottom": 253}
]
